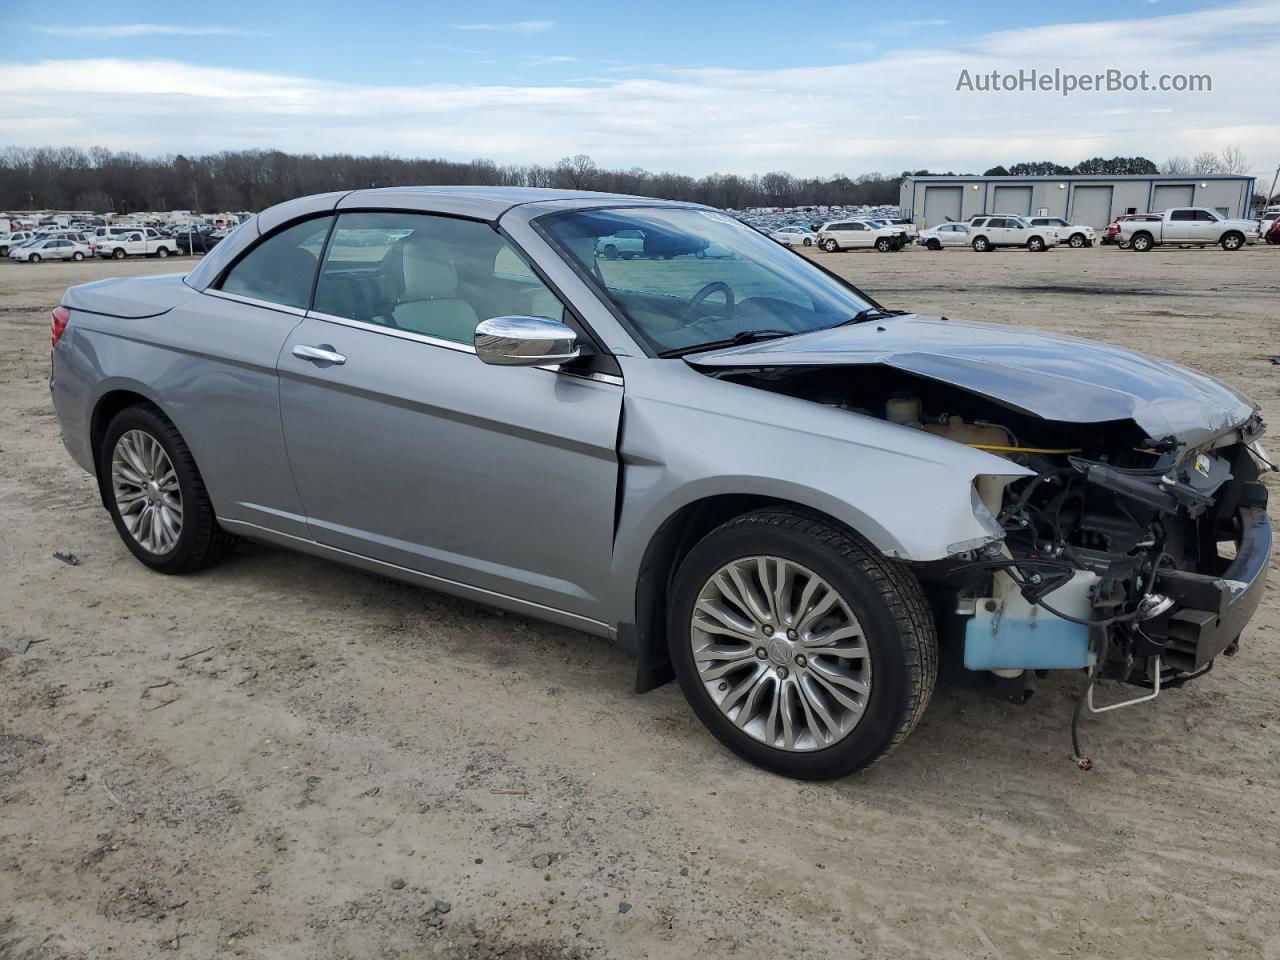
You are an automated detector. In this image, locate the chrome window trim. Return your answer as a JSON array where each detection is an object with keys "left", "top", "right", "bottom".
[
  {"left": 308, "top": 309, "right": 477, "bottom": 354},
  {"left": 306, "top": 310, "right": 623, "bottom": 386},
  {"left": 204, "top": 288, "right": 308, "bottom": 318}
]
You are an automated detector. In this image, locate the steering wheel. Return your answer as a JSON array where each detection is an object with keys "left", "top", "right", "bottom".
[{"left": 680, "top": 281, "right": 735, "bottom": 327}]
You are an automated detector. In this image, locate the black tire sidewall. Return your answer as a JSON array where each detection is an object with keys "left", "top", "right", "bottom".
[
  {"left": 667, "top": 519, "right": 916, "bottom": 779},
  {"left": 100, "top": 406, "right": 207, "bottom": 574}
]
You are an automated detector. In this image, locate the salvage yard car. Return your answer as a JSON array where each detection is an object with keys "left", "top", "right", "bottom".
[
  {"left": 966, "top": 216, "right": 1058, "bottom": 252},
  {"left": 817, "top": 218, "right": 902, "bottom": 252},
  {"left": 95, "top": 228, "right": 181, "bottom": 260},
  {"left": 48, "top": 187, "right": 1273, "bottom": 779},
  {"left": 8, "top": 237, "right": 91, "bottom": 262},
  {"left": 1026, "top": 216, "right": 1095, "bottom": 248},
  {"left": 1118, "top": 207, "right": 1260, "bottom": 251},
  {"left": 0, "top": 230, "right": 35, "bottom": 256},
  {"left": 917, "top": 221, "right": 970, "bottom": 250}
]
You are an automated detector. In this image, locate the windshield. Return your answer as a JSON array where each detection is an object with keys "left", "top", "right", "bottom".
[{"left": 540, "top": 206, "right": 878, "bottom": 355}]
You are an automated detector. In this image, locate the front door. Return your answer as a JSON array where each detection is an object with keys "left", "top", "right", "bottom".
[{"left": 277, "top": 210, "right": 623, "bottom": 622}]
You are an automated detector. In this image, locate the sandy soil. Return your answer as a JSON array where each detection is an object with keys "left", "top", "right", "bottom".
[{"left": 1, "top": 244, "right": 1278, "bottom": 959}]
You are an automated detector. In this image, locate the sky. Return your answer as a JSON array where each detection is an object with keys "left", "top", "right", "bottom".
[{"left": 2, "top": 0, "right": 1278, "bottom": 179}]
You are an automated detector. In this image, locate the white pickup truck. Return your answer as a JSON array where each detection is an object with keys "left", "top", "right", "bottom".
[
  {"left": 1118, "top": 207, "right": 1260, "bottom": 252},
  {"left": 95, "top": 228, "right": 181, "bottom": 260}
]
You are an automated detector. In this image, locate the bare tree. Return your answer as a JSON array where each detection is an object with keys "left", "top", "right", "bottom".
[
  {"left": 1192, "top": 151, "right": 1221, "bottom": 175},
  {"left": 552, "top": 154, "right": 599, "bottom": 190},
  {"left": 1219, "top": 145, "right": 1249, "bottom": 175},
  {"left": 1162, "top": 156, "right": 1191, "bottom": 175}
]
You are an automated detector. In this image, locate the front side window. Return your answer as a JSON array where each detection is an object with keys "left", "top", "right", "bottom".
[
  {"left": 219, "top": 217, "right": 332, "bottom": 310},
  {"left": 312, "top": 211, "right": 565, "bottom": 344},
  {"left": 540, "top": 206, "right": 878, "bottom": 356}
]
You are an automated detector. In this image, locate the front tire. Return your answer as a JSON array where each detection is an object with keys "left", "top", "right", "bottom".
[
  {"left": 802, "top": 237, "right": 813, "bottom": 246},
  {"left": 926, "top": 238, "right": 941, "bottom": 250},
  {"left": 100, "top": 404, "right": 237, "bottom": 574},
  {"left": 72, "top": 251, "right": 84, "bottom": 261},
  {"left": 1220, "top": 232, "right": 1244, "bottom": 251},
  {"left": 28, "top": 254, "right": 40, "bottom": 263},
  {"left": 667, "top": 509, "right": 937, "bottom": 780},
  {"left": 1027, "top": 236, "right": 1046, "bottom": 252},
  {"left": 112, "top": 247, "right": 126, "bottom": 259},
  {"left": 875, "top": 237, "right": 892, "bottom": 252},
  {"left": 1068, "top": 233, "right": 1086, "bottom": 248}
]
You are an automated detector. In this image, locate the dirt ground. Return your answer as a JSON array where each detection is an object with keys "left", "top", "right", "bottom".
[{"left": 1, "top": 243, "right": 1278, "bottom": 959}]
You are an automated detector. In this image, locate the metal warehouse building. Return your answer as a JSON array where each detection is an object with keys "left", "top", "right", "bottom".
[{"left": 900, "top": 174, "right": 1256, "bottom": 229}]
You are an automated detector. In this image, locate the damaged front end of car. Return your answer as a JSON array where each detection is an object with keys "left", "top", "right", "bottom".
[{"left": 688, "top": 319, "right": 1274, "bottom": 756}]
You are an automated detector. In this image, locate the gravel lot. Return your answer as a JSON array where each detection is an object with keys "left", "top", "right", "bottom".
[{"left": 2, "top": 244, "right": 1277, "bottom": 959}]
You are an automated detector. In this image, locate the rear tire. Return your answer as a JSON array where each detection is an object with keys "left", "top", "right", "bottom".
[
  {"left": 1130, "top": 233, "right": 1153, "bottom": 252},
  {"left": 822, "top": 239, "right": 839, "bottom": 253},
  {"left": 667, "top": 508, "right": 937, "bottom": 780},
  {"left": 100, "top": 404, "right": 237, "bottom": 574},
  {"left": 157, "top": 247, "right": 169, "bottom": 258},
  {"left": 972, "top": 236, "right": 990, "bottom": 252}
]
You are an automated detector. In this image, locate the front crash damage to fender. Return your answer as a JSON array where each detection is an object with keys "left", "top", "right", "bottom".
[{"left": 682, "top": 353, "right": 1272, "bottom": 714}]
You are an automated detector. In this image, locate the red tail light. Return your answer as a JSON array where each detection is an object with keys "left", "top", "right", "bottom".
[{"left": 51, "top": 306, "right": 70, "bottom": 348}]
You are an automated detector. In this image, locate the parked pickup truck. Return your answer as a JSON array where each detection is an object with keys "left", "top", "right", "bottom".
[
  {"left": 1119, "top": 208, "right": 1260, "bottom": 252},
  {"left": 96, "top": 228, "right": 181, "bottom": 260}
]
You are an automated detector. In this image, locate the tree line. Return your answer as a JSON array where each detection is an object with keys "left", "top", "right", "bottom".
[
  {"left": 983, "top": 147, "right": 1252, "bottom": 179},
  {"left": 0, "top": 146, "right": 914, "bottom": 214},
  {"left": 1, "top": 146, "right": 1264, "bottom": 216}
]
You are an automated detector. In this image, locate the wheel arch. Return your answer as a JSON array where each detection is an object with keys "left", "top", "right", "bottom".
[
  {"left": 624, "top": 493, "right": 898, "bottom": 694},
  {"left": 89, "top": 387, "right": 167, "bottom": 504}
]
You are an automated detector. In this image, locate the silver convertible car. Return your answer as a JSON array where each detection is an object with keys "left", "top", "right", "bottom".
[{"left": 49, "top": 187, "right": 1273, "bottom": 778}]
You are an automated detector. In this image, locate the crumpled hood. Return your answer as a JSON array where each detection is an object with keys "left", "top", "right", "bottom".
[{"left": 687, "top": 314, "right": 1259, "bottom": 448}]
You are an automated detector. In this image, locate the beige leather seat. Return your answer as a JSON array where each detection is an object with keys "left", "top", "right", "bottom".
[{"left": 389, "top": 237, "right": 480, "bottom": 343}]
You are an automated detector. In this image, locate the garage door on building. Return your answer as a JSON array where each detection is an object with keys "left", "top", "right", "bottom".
[
  {"left": 1069, "top": 185, "right": 1114, "bottom": 228},
  {"left": 1152, "top": 184, "right": 1195, "bottom": 212},
  {"left": 992, "top": 185, "right": 1033, "bottom": 217},
  {"left": 922, "top": 186, "right": 963, "bottom": 227}
]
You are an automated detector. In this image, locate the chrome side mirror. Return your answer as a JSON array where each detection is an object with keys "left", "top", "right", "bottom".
[{"left": 474, "top": 316, "right": 580, "bottom": 367}]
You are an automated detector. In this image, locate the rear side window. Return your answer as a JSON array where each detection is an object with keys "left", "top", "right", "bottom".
[
  {"left": 219, "top": 217, "right": 332, "bottom": 310},
  {"left": 1170, "top": 210, "right": 1194, "bottom": 221}
]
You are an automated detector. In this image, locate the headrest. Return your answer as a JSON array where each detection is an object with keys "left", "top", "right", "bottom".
[{"left": 400, "top": 236, "right": 458, "bottom": 300}]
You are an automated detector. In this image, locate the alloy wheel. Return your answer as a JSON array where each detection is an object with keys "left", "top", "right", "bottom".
[
  {"left": 690, "top": 556, "right": 871, "bottom": 752},
  {"left": 111, "top": 429, "right": 183, "bottom": 555}
]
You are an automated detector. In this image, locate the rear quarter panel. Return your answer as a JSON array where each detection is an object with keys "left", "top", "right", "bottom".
[{"left": 53, "top": 281, "right": 310, "bottom": 537}]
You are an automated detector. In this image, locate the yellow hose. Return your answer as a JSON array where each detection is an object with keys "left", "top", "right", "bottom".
[{"left": 966, "top": 443, "right": 1083, "bottom": 454}]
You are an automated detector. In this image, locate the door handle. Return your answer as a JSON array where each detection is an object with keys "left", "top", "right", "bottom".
[{"left": 292, "top": 344, "right": 346, "bottom": 366}]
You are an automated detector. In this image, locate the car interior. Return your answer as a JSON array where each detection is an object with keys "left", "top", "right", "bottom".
[{"left": 312, "top": 222, "right": 565, "bottom": 343}]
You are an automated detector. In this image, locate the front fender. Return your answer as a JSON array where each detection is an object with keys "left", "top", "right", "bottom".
[{"left": 609, "top": 359, "right": 1032, "bottom": 617}]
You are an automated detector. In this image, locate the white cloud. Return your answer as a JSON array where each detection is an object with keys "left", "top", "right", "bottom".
[
  {"left": 3, "top": 2, "right": 1277, "bottom": 178},
  {"left": 451, "top": 21, "right": 555, "bottom": 34},
  {"left": 34, "top": 23, "right": 269, "bottom": 39},
  {"left": 527, "top": 55, "right": 577, "bottom": 66}
]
